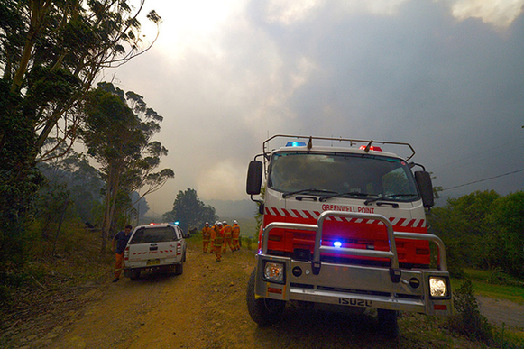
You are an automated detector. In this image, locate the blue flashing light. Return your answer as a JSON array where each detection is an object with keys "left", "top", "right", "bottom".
[
  {"left": 334, "top": 241, "right": 342, "bottom": 248},
  {"left": 173, "top": 221, "right": 180, "bottom": 225},
  {"left": 285, "top": 141, "right": 307, "bottom": 147}
]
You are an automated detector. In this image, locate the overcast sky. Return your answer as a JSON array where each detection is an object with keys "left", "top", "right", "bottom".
[{"left": 109, "top": 0, "right": 524, "bottom": 215}]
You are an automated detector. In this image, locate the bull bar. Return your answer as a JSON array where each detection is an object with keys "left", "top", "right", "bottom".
[{"left": 255, "top": 210, "right": 452, "bottom": 316}]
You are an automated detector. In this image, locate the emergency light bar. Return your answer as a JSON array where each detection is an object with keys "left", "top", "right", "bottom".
[
  {"left": 359, "top": 145, "right": 383, "bottom": 152},
  {"left": 263, "top": 134, "right": 416, "bottom": 160},
  {"left": 285, "top": 141, "right": 307, "bottom": 147}
]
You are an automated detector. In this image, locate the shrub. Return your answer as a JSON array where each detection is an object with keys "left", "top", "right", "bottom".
[{"left": 448, "top": 279, "right": 493, "bottom": 344}]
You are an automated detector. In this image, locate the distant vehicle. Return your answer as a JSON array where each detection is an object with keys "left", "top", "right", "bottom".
[{"left": 123, "top": 223, "right": 187, "bottom": 280}]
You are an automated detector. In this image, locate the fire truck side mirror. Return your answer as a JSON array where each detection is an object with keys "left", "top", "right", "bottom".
[
  {"left": 415, "top": 170, "right": 434, "bottom": 208},
  {"left": 246, "top": 161, "right": 263, "bottom": 195}
]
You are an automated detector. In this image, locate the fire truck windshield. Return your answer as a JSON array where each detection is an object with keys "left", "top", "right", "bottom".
[{"left": 268, "top": 152, "right": 420, "bottom": 202}]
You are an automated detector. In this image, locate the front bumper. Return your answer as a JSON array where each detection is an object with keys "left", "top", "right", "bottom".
[
  {"left": 254, "top": 254, "right": 451, "bottom": 316},
  {"left": 254, "top": 211, "right": 452, "bottom": 316}
]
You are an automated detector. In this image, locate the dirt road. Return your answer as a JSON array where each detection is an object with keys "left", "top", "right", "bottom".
[
  {"left": 4, "top": 240, "right": 522, "bottom": 348},
  {"left": 476, "top": 296, "right": 524, "bottom": 328},
  {"left": 18, "top": 247, "right": 408, "bottom": 349}
]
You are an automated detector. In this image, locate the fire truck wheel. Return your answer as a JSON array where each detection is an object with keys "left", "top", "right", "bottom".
[
  {"left": 246, "top": 270, "right": 285, "bottom": 326},
  {"left": 378, "top": 309, "right": 399, "bottom": 338}
]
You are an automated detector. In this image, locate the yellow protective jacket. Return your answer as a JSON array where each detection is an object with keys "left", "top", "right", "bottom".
[
  {"left": 214, "top": 227, "right": 225, "bottom": 246},
  {"left": 202, "top": 226, "right": 211, "bottom": 241},
  {"left": 232, "top": 224, "right": 240, "bottom": 239},
  {"left": 224, "top": 224, "right": 233, "bottom": 238}
]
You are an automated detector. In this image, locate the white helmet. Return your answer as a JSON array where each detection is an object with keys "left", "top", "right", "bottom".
[{"left": 233, "top": 220, "right": 238, "bottom": 224}]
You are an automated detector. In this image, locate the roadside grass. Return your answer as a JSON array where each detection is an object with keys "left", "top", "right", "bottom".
[
  {"left": 0, "top": 222, "right": 113, "bottom": 347},
  {"left": 452, "top": 269, "right": 524, "bottom": 305},
  {"left": 2, "top": 221, "right": 111, "bottom": 297},
  {"left": 450, "top": 270, "right": 524, "bottom": 348}
]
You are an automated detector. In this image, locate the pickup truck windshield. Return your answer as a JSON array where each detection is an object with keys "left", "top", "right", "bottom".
[
  {"left": 129, "top": 226, "right": 178, "bottom": 244},
  {"left": 268, "top": 152, "right": 419, "bottom": 202}
]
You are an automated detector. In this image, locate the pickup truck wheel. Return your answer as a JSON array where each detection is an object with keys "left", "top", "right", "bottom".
[
  {"left": 378, "top": 309, "right": 399, "bottom": 338},
  {"left": 129, "top": 269, "right": 141, "bottom": 280},
  {"left": 174, "top": 263, "right": 183, "bottom": 275},
  {"left": 246, "top": 270, "right": 285, "bottom": 326}
]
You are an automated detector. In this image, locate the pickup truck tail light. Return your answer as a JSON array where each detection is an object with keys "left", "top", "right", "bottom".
[
  {"left": 124, "top": 246, "right": 129, "bottom": 261},
  {"left": 176, "top": 242, "right": 181, "bottom": 255}
]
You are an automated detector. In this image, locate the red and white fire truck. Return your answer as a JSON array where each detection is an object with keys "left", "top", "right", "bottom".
[{"left": 245, "top": 135, "right": 452, "bottom": 336}]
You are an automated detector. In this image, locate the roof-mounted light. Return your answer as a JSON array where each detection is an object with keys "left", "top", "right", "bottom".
[
  {"left": 359, "top": 145, "right": 382, "bottom": 152},
  {"left": 285, "top": 141, "right": 307, "bottom": 147}
]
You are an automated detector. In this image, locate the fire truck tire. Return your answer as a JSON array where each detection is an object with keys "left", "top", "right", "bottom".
[
  {"left": 129, "top": 269, "right": 141, "bottom": 280},
  {"left": 174, "top": 262, "right": 183, "bottom": 275},
  {"left": 246, "top": 270, "right": 285, "bottom": 326},
  {"left": 378, "top": 309, "right": 399, "bottom": 338}
]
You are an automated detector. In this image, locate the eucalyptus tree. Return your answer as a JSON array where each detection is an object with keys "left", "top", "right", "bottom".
[
  {"left": 81, "top": 82, "right": 173, "bottom": 253},
  {"left": 0, "top": 0, "right": 160, "bottom": 267},
  {"left": 163, "top": 189, "right": 218, "bottom": 234}
]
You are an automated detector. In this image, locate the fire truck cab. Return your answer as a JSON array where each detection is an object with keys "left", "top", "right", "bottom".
[{"left": 245, "top": 135, "right": 452, "bottom": 337}]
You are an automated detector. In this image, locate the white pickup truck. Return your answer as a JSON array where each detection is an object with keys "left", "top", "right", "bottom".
[{"left": 123, "top": 223, "right": 187, "bottom": 280}]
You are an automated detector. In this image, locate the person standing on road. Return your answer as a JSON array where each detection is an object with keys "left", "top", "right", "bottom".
[
  {"left": 210, "top": 222, "right": 218, "bottom": 253},
  {"left": 223, "top": 221, "right": 234, "bottom": 253},
  {"left": 214, "top": 222, "right": 224, "bottom": 262},
  {"left": 232, "top": 220, "right": 241, "bottom": 251},
  {"left": 202, "top": 222, "right": 212, "bottom": 253},
  {"left": 112, "top": 224, "right": 133, "bottom": 282}
]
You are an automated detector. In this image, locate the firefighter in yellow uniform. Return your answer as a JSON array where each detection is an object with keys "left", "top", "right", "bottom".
[
  {"left": 223, "top": 221, "right": 234, "bottom": 253},
  {"left": 210, "top": 222, "right": 217, "bottom": 253},
  {"left": 202, "top": 222, "right": 211, "bottom": 253},
  {"left": 214, "top": 222, "right": 224, "bottom": 262},
  {"left": 232, "top": 220, "right": 241, "bottom": 251}
]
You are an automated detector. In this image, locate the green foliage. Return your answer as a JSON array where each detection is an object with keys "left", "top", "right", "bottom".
[
  {"left": 0, "top": 218, "right": 113, "bottom": 327},
  {"left": 0, "top": 0, "right": 161, "bottom": 271},
  {"left": 457, "top": 269, "right": 524, "bottom": 303},
  {"left": 37, "top": 150, "right": 104, "bottom": 225},
  {"left": 0, "top": 79, "right": 44, "bottom": 271},
  {"left": 428, "top": 190, "right": 523, "bottom": 278},
  {"left": 1, "top": 0, "right": 161, "bottom": 161},
  {"left": 487, "top": 268, "right": 512, "bottom": 286},
  {"left": 81, "top": 82, "right": 173, "bottom": 252},
  {"left": 488, "top": 192, "right": 524, "bottom": 277},
  {"left": 242, "top": 233, "right": 260, "bottom": 251},
  {"left": 163, "top": 188, "right": 217, "bottom": 233},
  {"left": 448, "top": 279, "right": 493, "bottom": 343}
]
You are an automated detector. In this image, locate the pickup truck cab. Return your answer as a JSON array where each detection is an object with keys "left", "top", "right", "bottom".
[{"left": 124, "top": 223, "right": 187, "bottom": 280}]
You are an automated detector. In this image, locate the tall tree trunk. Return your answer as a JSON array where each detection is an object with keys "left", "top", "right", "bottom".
[
  {"left": 11, "top": 1, "right": 51, "bottom": 92},
  {"left": 51, "top": 199, "right": 69, "bottom": 256},
  {"left": 100, "top": 165, "right": 120, "bottom": 256}
]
